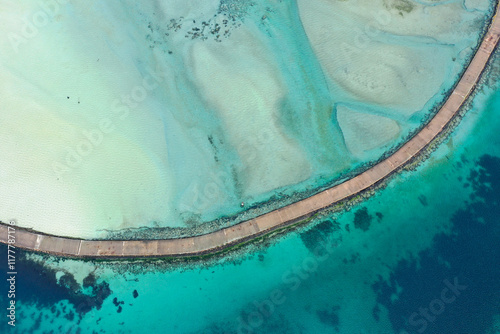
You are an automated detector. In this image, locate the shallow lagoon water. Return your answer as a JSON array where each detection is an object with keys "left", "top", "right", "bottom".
[
  {"left": 0, "top": 0, "right": 494, "bottom": 238},
  {"left": 1, "top": 50, "right": 500, "bottom": 333}
]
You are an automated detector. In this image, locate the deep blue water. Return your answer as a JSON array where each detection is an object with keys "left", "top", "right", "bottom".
[{"left": 373, "top": 153, "right": 500, "bottom": 334}]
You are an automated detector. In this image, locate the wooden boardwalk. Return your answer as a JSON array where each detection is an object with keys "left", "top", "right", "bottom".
[{"left": 2, "top": 5, "right": 500, "bottom": 258}]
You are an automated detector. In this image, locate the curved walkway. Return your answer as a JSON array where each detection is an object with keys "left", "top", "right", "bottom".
[{"left": 2, "top": 5, "right": 500, "bottom": 258}]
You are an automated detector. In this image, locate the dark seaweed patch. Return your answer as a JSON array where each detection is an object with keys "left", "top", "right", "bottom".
[
  {"left": 353, "top": 207, "right": 372, "bottom": 231},
  {"left": 83, "top": 273, "right": 96, "bottom": 288},
  {"left": 342, "top": 252, "right": 360, "bottom": 265},
  {"left": 317, "top": 305, "right": 340, "bottom": 329},
  {"left": 0, "top": 250, "right": 111, "bottom": 319},
  {"left": 299, "top": 219, "right": 340, "bottom": 253},
  {"left": 418, "top": 195, "right": 428, "bottom": 206},
  {"left": 372, "top": 154, "right": 500, "bottom": 334}
]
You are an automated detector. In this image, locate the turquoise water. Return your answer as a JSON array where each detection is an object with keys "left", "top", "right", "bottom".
[
  {"left": 0, "top": 0, "right": 495, "bottom": 238},
  {"left": 1, "top": 50, "right": 500, "bottom": 334}
]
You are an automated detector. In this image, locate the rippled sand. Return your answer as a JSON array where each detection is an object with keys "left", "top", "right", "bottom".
[{"left": 0, "top": 0, "right": 493, "bottom": 237}]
